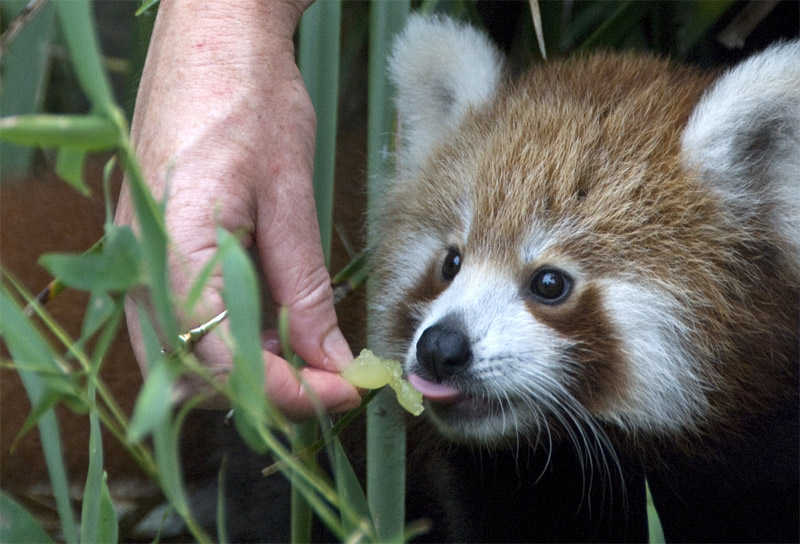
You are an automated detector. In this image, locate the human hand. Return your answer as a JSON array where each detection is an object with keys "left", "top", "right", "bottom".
[{"left": 115, "top": 0, "right": 360, "bottom": 420}]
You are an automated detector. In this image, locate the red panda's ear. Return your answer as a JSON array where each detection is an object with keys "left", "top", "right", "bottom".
[
  {"left": 388, "top": 14, "right": 505, "bottom": 174},
  {"left": 681, "top": 41, "right": 800, "bottom": 264}
]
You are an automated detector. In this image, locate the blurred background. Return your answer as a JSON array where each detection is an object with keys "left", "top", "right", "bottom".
[{"left": 1, "top": 1, "right": 797, "bottom": 541}]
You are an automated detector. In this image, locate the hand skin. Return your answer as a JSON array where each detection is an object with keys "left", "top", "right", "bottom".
[{"left": 115, "top": 0, "right": 361, "bottom": 420}]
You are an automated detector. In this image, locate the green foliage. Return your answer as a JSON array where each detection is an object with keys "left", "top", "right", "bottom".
[
  {"left": 126, "top": 313, "right": 177, "bottom": 444},
  {"left": 0, "top": 0, "right": 56, "bottom": 176},
  {"left": 0, "top": 114, "right": 120, "bottom": 150},
  {"left": 0, "top": 288, "right": 80, "bottom": 543},
  {"left": 218, "top": 227, "right": 274, "bottom": 451},
  {"left": 80, "top": 409, "right": 118, "bottom": 544},
  {"left": 647, "top": 480, "right": 666, "bottom": 544},
  {"left": 0, "top": 113, "right": 119, "bottom": 193},
  {"left": 365, "top": 3, "right": 411, "bottom": 542},
  {"left": 1, "top": 0, "right": 757, "bottom": 542},
  {"left": 299, "top": 0, "right": 342, "bottom": 265},
  {"left": 40, "top": 225, "right": 143, "bottom": 293},
  {"left": 0, "top": 491, "right": 56, "bottom": 544},
  {"left": 53, "top": 0, "right": 116, "bottom": 112},
  {"left": 333, "top": 435, "right": 372, "bottom": 536}
]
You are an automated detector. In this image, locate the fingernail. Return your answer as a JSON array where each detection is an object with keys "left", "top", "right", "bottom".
[
  {"left": 262, "top": 330, "right": 281, "bottom": 355},
  {"left": 322, "top": 327, "right": 353, "bottom": 371}
]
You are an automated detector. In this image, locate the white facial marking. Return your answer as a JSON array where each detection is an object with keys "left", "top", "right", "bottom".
[{"left": 406, "top": 262, "right": 576, "bottom": 443}]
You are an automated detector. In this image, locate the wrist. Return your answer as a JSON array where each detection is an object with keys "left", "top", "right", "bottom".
[{"left": 156, "top": 0, "right": 312, "bottom": 42}]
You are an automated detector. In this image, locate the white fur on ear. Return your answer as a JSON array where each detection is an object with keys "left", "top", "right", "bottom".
[
  {"left": 681, "top": 41, "right": 800, "bottom": 262},
  {"left": 389, "top": 14, "right": 505, "bottom": 173}
]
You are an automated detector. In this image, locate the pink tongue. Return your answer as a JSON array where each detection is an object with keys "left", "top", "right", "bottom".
[{"left": 409, "top": 373, "right": 462, "bottom": 402}]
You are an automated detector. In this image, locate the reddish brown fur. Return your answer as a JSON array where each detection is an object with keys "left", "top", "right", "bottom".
[
  {"left": 372, "top": 52, "right": 799, "bottom": 437},
  {"left": 525, "top": 284, "right": 625, "bottom": 412},
  {"left": 390, "top": 258, "right": 449, "bottom": 347}
]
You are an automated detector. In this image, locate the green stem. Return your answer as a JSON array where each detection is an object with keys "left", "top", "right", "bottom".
[
  {"left": 365, "top": 2, "right": 409, "bottom": 541},
  {"left": 4, "top": 269, "right": 160, "bottom": 479},
  {"left": 290, "top": 421, "right": 319, "bottom": 544},
  {"left": 299, "top": 0, "right": 342, "bottom": 265},
  {"left": 9, "top": 271, "right": 160, "bottom": 478},
  {"left": 294, "top": 1, "right": 342, "bottom": 541}
]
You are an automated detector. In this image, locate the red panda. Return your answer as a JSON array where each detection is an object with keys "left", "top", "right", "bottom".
[{"left": 369, "top": 15, "right": 799, "bottom": 542}]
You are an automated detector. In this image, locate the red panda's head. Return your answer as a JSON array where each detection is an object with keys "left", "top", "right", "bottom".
[{"left": 369, "top": 15, "right": 800, "bottom": 447}]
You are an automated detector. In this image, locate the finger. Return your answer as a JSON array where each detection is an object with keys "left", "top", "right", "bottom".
[
  {"left": 183, "top": 327, "right": 360, "bottom": 421},
  {"left": 263, "top": 351, "right": 362, "bottom": 421},
  {"left": 259, "top": 197, "right": 353, "bottom": 373},
  {"left": 255, "top": 84, "right": 354, "bottom": 373}
]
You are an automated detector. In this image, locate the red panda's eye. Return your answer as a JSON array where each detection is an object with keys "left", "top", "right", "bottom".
[
  {"left": 441, "top": 248, "right": 462, "bottom": 281},
  {"left": 530, "top": 268, "right": 571, "bottom": 304}
]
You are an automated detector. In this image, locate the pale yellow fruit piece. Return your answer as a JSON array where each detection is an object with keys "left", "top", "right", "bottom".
[
  {"left": 389, "top": 377, "right": 424, "bottom": 416},
  {"left": 341, "top": 349, "right": 400, "bottom": 388},
  {"left": 341, "top": 349, "right": 424, "bottom": 416}
]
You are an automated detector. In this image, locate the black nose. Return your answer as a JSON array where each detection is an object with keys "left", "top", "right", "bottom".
[{"left": 416, "top": 323, "right": 472, "bottom": 379}]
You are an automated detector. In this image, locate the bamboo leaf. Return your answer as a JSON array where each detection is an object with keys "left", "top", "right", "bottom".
[
  {"left": 0, "top": 114, "right": 120, "bottom": 150},
  {"left": 291, "top": 419, "right": 318, "bottom": 544},
  {"left": 152, "top": 410, "right": 185, "bottom": 515},
  {"left": 80, "top": 296, "right": 121, "bottom": 544},
  {"left": 12, "top": 392, "right": 60, "bottom": 452},
  {"left": 54, "top": 0, "right": 115, "bottom": 112},
  {"left": 97, "top": 473, "right": 120, "bottom": 544},
  {"left": 0, "top": 0, "right": 57, "bottom": 176},
  {"left": 80, "top": 388, "right": 107, "bottom": 544},
  {"left": 136, "top": 0, "right": 160, "bottom": 17},
  {"left": 0, "top": 288, "right": 79, "bottom": 543},
  {"left": 217, "top": 229, "right": 262, "bottom": 360},
  {"left": 0, "top": 491, "right": 56, "bottom": 544},
  {"left": 119, "top": 147, "right": 180, "bottom": 351},
  {"left": 127, "top": 353, "right": 174, "bottom": 443},
  {"left": 30, "top": 412, "right": 77, "bottom": 542},
  {"left": 0, "top": 283, "right": 86, "bottom": 418},
  {"left": 127, "top": 307, "right": 178, "bottom": 443},
  {"left": 103, "top": 156, "right": 118, "bottom": 224},
  {"left": 647, "top": 479, "right": 665, "bottom": 544},
  {"left": 217, "top": 228, "right": 268, "bottom": 452},
  {"left": 334, "top": 436, "right": 373, "bottom": 536},
  {"left": 56, "top": 147, "right": 89, "bottom": 194},
  {"left": 11, "top": 387, "right": 86, "bottom": 454},
  {"left": 80, "top": 292, "right": 116, "bottom": 344},
  {"left": 39, "top": 225, "right": 144, "bottom": 293},
  {"left": 0, "top": 287, "right": 71, "bottom": 383},
  {"left": 299, "top": 0, "right": 341, "bottom": 264}
]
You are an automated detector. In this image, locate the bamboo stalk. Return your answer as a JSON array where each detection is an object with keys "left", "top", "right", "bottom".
[
  {"left": 365, "top": 1, "right": 409, "bottom": 541},
  {"left": 295, "top": 2, "right": 343, "bottom": 540},
  {"left": 299, "top": 0, "right": 342, "bottom": 266}
]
